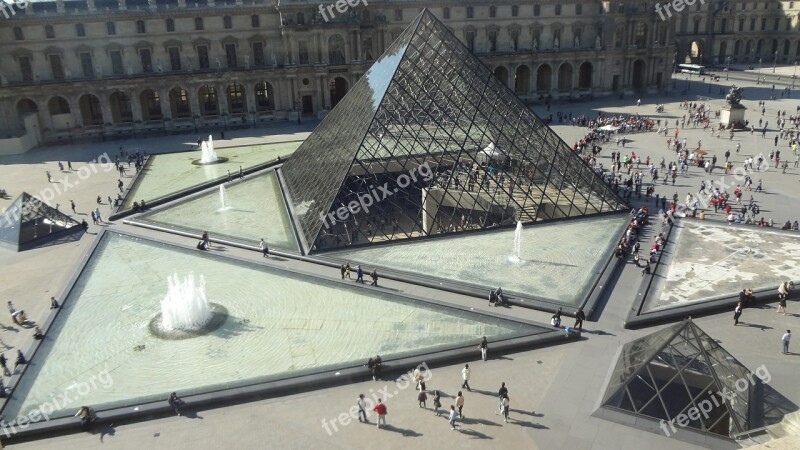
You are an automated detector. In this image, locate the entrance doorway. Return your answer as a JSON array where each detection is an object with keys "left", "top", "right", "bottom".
[{"left": 302, "top": 95, "right": 313, "bottom": 115}]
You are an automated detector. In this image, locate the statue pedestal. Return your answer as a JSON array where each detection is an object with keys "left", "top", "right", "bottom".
[{"left": 720, "top": 106, "right": 746, "bottom": 129}]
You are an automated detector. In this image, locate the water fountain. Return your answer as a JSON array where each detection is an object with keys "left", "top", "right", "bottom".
[
  {"left": 194, "top": 135, "right": 228, "bottom": 165},
  {"left": 218, "top": 185, "right": 232, "bottom": 211},
  {"left": 508, "top": 220, "right": 525, "bottom": 264},
  {"left": 149, "top": 273, "right": 228, "bottom": 339},
  {"left": 200, "top": 135, "right": 218, "bottom": 164}
]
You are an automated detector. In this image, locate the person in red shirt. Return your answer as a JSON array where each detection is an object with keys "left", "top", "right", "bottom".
[{"left": 373, "top": 399, "right": 387, "bottom": 429}]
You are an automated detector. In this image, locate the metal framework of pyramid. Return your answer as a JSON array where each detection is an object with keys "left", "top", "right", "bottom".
[
  {"left": 282, "top": 9, "right": 627, "bottom": 254},
  {"left": 601, "top": 320, "right": 755, "bottom": 438},
  {"left": 0, "top": 192, "right": 81, "bottom": 251}
]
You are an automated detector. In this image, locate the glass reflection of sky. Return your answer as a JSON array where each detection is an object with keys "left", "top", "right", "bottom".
[{"left": 366, "top": 45, "right": 408, "bottom": 110}]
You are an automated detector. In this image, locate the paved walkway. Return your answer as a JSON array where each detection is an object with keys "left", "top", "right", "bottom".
[{"left": 2, "top": 73, "right": 800, "bottom": 449}]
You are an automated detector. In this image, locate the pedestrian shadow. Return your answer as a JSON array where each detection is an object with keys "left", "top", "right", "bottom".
[
  {"left": 738, "top": 323, "right": 773, "bottom": 331},
  {"left": 182, "top": 410, "right": 203, "bottom": 420},
  {"left": 456, "top": 428, "right": 493, "bottom": 439},
  {"left": 470, "top": 389, "right": 498, "bottom": 397},
  {"left": 461, "top": 417, "right": 501, "bottom": 427},
  {"left": 512, "top": 420, "right": 549, "bottom": 429},
  {"left": 510, "top": 408, "right": 544, "bottom": 418},
  {"left": 381, "top": 424, "right": 422, "bottom": 437},
  {"left": 90, "top": 422, "right": 116, "bottom": 442},
  {"left": 491, "top": 355, "right": 514, "bottom": 361},
  {"left": 582, "top": 329, "right": 616, "bottom": 336}
]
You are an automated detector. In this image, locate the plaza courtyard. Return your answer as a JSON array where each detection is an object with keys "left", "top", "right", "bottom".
[{"left": 2, "top": 47, "right": 800, "bottom": 450}]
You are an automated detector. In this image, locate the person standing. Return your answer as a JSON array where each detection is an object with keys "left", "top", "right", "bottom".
[
  {"left": 449, "top": 405, "right": 458, "bottom": 430},
  {"left": 373, "top": 398, "right": 387, "bottom": 429},
  {"left": 417, "top": 390, "right": 428, "bottom": 408},
  {"left": 344, "top": 262, "right": 352, "bottom": 280},
  {"left": 455, "top": 391, "right": 465, "bottom": 418},
  {"left": 340, "top": 264, "right": 346, "bottom": 279},
  {"left": 782, "top": 330, "right": 792, "bottom": 355},
  {"left": 168, "top": 392, "right": 183, "bottom": 416},
  {"left": 479, "top": 336, "right": 488, "bottom": 361},
  {"left": 574, "top": 307, "right": 586, "bottom": 331},
  {"left": 259, "top": 239, "right": 269, "bottom": 258},
  {"left": 46, "top": 171, "right": 52, "bottom": 182},
  {"left": 432, "top": 391, "right": 442, "bottom": 416},
  {"left": 734, "top": 302, "right": 743, "bottom": 326},
  {"left": 461, "top": 364, "right": 471, "bottom": 391},
  {"left": 70, "top": 200, "right": 77, "bottom": 214},
  {"left": 501, "top": 394, "right": 510, "bottom": 423},
  {"left": 357, "top": 394, "right": 368, "bottom": 423},
  {"left": 778, "top": 281, "right": 794, "bottom": 315},
  {"left": 94, "top": 207, "right": 102, "bottom": 223}
]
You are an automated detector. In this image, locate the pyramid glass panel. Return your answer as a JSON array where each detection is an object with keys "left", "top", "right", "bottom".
[
  {"left": 0, "top": 192, "right": 80, "bottom": 250},
  {"left": 601, "top": 321, "right": 757, "bottom": 437},
  {"left": 281, "top": 10, "right": 626, "bottom": 254}
]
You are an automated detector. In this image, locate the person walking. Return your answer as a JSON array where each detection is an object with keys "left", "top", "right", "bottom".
[
  {"left": 782, "top": 330, "right": 792, "bottom": 355},
  {"left": 340, "top": 264, "right": 346, "bottom": 279},
  {"left": 46, "top": 171, "right": 52, "bottom": 182},
  {"left": 461, "top": 364, "right": 472, "bottom": 391},
  {"left": 168, "top": 392, "right": 183, "bottom": 415},
  {"left": 501, "top": 394, "right": 510, "bottom": 423},
  {"left": 574, "top": 307, "right": 586, "bottom": 331},
  {"left": 479, "top": 336, "right": 488, "bottom": 361},
  {"left": 90, "top": 210, "right": 97, "bottom": 225},
  {"left": 455, "top": 391, "right": 465, "bottom": 418},
  {"left": 94, "top": 207, "right": 102, "bottom": 223},
  {"left": 449, "top": 405, "right": 458, "bottom": 430},
  {"left": 259, "top": 239, "right": 269, "bottom": 258},
  {"left": 734, "top": 302, "right": 743, "bottom": 326},
  {"left": 370, "top": 269, "right": 378, "bottom": 286},
  {"left": 418, "top": 390, "right": 428, "bottom": 408},
  {"left": 70, "top": 200, "right": 77, "bottom": 214},
  {"left": 356, "top": 265, "right": 364, "bottom": 284},
  {"left": 498, "top": 382, "right": 508, "bottom": 415},
  {"left": 778, "top": 281, "right": 794, "bottom": 315},
  {"left": 432, "top": 390, "right": 442, "bottom": 416},
  {"left": 0, "top": 353, "right": 10, "bottom": 377},
  {"left": 357, "top": 394, "right": 368, "bottom": 423},
  {"left": 344, "top": 262, "right": 352, "bottom": 280},
  {"left": 373, "top": 398, "right": 387, "bottom": 429}
]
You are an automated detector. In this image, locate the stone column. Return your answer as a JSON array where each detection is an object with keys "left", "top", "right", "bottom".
[
  {"left": 315, "top": 32, "right": 322, "bottom": 63},
  {"left": 216, "top": 82, "right": 227, "bottom": 114},
  {"left": 322, "top": 75, "right": 331, "bottom": 109},
  {"left": 188, "top": 86, "right": 201, "bottom": 117},
  {"left": 100, "top": 95, "right": 113, "bottom": 125},
  {"left": 129, "top": 89, "right": 143, "bottom": 122},
  {"left": 158, "top": 88, "right": 171, "bottom": 119},
  {"left": 69, "top": 95, "right": 83, "bottom": 128},
  {"left": 321, "top": 32, "right": 329, "bottom": 64}
]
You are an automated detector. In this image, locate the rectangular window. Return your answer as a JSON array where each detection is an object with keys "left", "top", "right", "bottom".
[
  {"left": 465, "top": 31, "right": 475, "bottom": 52},
  {"left": 739, "top": 19, "right": 744, "bottom": 31},
  {"left": 534, "top": 5, "right": 540, "bottom": 16},
  {"left": 49, "top": 54, "right": 65, "bottom": 80},
  {"left": 166, "top": 18, "right": 175, "bottom": 32},
  {"left": 168, "top": 47, "right": 181, "bottom": 71},
  {"left": 761, "top": 18, "right": 767, "bottom": 30},
  {"left": 107, "top": 21, "right": 116, "bottom": 35},
  {"left": 510, "top": 29, "right": 519, "bottom": 51},
  {"left": 253, "top": 42, "right": 265, "bottom": 66},
  {"left": 136, "top": 20, "right": 146, "bottom": 34},
  {"left": 750, "top": 18, "right": 756, "bottom": 30},
  {"left": 140, "top": 48, "right": 153, "bottom": 73},
  {"left": 555, "top": 5, "right": 562, "bottom": 15},
  {"left": 251, "top": 14, "right": 260, "bottom": 28},
  {"left": 298, "top": 41, "right": 309, "bottom": 64},
  {"left": 774, "top": 18, "right": 780, "bottom": 29},
  {"left": 13, "top": 27, "right": 23, "bottom": 41},
  {"left": 79, "top": 52, "right": 93, "bottom": 77},
  {"left": 721, "top": 19, "right": 727, "bottom": 32},
  {"left": 511, "top": 5, "right": 519, "bottom": 17},
  {"left": 45, "top": 25, "right": 55, "bottom": 39},
  {"left": 488, "top": 30, "right": 497, "bottom": 52},
  {"left": 394, "top": 9, "right": 402, "bottom": 21},
  {"left": 443, "top": 7, "right": 450, "bottom": 19},
  {"left": 19, "top": 56, "right": 33, "bottom": 81},
  {"left": 225, "top": 43, "right": 237, "bottom": 67},
  {"left": 576, "top": 3, "right": 582, "bottom": 15},
  {"left": 110, "top": 50, "right": 124, "bottom": 75},
  {"left": 466, "top": 6, "right": 473, "bottom": 18},
  {"left": 197, "top": 45, "right": 209, "bottom": 69}
]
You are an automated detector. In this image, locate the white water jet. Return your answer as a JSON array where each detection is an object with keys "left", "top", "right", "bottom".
[
  {"left": 161, "top": 273, "right": 212, "bottom": 331},
  {"left": 218, "top": 184, "right": 230, "bottom": 210},
  {"left": 200, "top": 135, "right": 218, "bottom": 164},
  {"left": 508, "top": 220, "right": 525, "bottom": 264}
]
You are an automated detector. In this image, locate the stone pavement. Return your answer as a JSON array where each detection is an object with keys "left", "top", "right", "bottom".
[{"left": 2, "top": 72, "right": 800, "bottom": 449}]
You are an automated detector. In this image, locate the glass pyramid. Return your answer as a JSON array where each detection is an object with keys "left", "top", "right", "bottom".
[
  {"left": 602, "top": 320, "right": 755, "bottom": 437},
  {"left": 0, "top": 192, "right": 81, "bottom": 251},
  {"left": 282, "top": 9, "right": 627, "bottom": 254}
]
